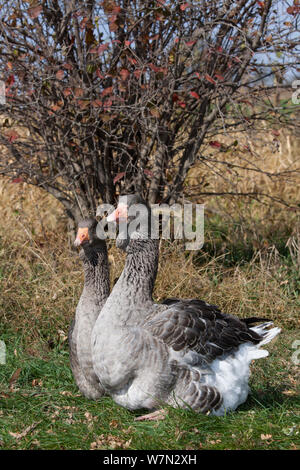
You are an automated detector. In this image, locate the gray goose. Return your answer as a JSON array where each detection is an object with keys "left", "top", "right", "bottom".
[
  {"left": 69, "top": 218, "right": 110, "bottom": 399},
  {"left": 91, "top": 196, "right": 280, "bottom": 415}
]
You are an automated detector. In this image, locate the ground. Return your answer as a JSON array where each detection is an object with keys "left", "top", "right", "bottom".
[
  {"left": 0, "top": 133, "right": 299, "bottom": 450},
  {"left": 0, "top": 329, "right": 299, "bottom": 450}
]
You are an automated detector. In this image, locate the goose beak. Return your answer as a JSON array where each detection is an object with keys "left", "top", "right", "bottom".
[
  {"left": 107, "top": 203, "right": 128, "bottom": 222},
  {"left": 74, "top": 227, "right": 89, "bottom": 246}
]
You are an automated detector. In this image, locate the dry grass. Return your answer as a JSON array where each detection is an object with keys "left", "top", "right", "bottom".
[
  {"left": 0, "top": 131, "right": 299, "bottom": 451},
  {"left": 155, "top": 243, "right": 299, "bottom": 328},
  {"left": 0, "top": 139, "right": 299, "bottom": 352},
  {"left": 0, "top": 126, "right": 299, "bottom": 346},
  {"left": 187, "top": 127, "right": 300, "bottom": 251}
]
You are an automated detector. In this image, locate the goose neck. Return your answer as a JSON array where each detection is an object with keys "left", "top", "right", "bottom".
[{"left": 81, "top": 244, "right": 110, "bottom": 307}]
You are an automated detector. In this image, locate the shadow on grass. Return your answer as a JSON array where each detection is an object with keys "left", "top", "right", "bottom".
[
  {"left": 239, "top": 386, "right": 300, "bottom": 412},
  {"left": 191, "top": 214, "right": 297, "bottom": 269}
]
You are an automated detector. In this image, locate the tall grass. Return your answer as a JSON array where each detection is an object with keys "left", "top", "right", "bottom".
[{"left": 0, "top": 128, "right": 299, "bottom": 449}]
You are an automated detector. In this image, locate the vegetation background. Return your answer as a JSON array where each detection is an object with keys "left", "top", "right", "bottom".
[
  {"left": 0, "top": 125, "right": 299, "bottom": 450},
  {"left": 0, "top": 0, "right": 299, "bottom": 450}
]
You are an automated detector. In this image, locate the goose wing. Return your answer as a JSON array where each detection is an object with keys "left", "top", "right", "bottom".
[{"left": 145, "top": 299, "right": 262, "bottom": 362}]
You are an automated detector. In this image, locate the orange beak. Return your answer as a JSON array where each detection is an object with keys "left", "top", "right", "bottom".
[
  {"left": 107, "top": 204, "right": 128, "bottom": 222},
  {"left": 74, "top": 227, "right": 89, "bottom": 246}
]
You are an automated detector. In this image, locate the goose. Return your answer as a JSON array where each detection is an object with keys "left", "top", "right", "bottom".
[
  {"left": 91, "top": 195, "right": 281, "bottom": 416},
  {"left": 69, "top": 218, "right": 110, "bottom": 399}
]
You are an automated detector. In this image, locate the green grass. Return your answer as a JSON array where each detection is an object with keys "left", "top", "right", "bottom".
[
  {"left": 0, "top": 329, "right": 299, "bottom": 450},
  {"left": 0, "top": 177, "right": 299, "bottom": 450}
]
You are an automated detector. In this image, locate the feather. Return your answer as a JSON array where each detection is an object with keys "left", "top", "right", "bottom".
[{"left": 92, "top": 197, "right": 281, "bottom": 416}]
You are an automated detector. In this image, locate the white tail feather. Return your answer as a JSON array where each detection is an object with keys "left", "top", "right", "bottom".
[
  {"left": 207, "top": 322, "right": 281, "bottom": 415},
  {"left": 250, "top": 322, "right": 281, "bottom": 347},
  {"left": 247, "top": 348, "right": 269, "bottom": 360}
]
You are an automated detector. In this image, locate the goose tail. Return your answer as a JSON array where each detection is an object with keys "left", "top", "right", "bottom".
[{"left": 250, "top": 322, "right": 281, "bottom": 347}]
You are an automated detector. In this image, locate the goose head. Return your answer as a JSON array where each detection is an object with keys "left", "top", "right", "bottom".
[
  {"left": 106, "top": 194, "right": 151, "bottom": 251},
  {"left": 74, "top": 218, "right": 102, "bottom": 248}
]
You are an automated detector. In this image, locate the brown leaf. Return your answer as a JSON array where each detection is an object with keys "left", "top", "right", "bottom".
[
  {"left": 51, "top": 104, "right": 61, "bottom": 112},
  {"left": 103, "top": 98, "right": 112, "bottom": 109},
  {"left": 261, "top": 434, "right": 272, "bottom": 440},
  {"left": 92, "top": 99, "right": 103, "bottom": 108},
  {"left": 215, "top": 73, "right": 225, "bottom": 81},
  {"left": 120, "top": 68, "right": 130, "bottom": 81},
  {"left": 96, "top": 69, "right": 105, "bottom": 79},
  {"left": 109, "top": 419, "right": 120, "bottom": 429},
  {"left": 90, "top": 434, "right": 131, "bottom": 450},
  {"left": 63, "top": 63, "right": 73, "bottom": 71},
  {"left": 9, "top": 421, "right": 41, "bottom": 440},
  {"left": 102, "top": 86, "right": 113, "bottom": 97},
  {"left": 84, "top": 411, "right": 94, "bottom": 422},
  {"left": 5, "top": 130, "right": 19, "bottom": 143},
  {"left": 74, "top": 87, "right": 84, "bottom": 98},
  {"left": 79, "top": 17, "right": 89, "bottom": 30},
  {"left": 97, "top": 43, "right": 109, "bottom": 54},
  {"left": 11, "top": 177, "right": 24, "bottom": 184},
  {"left": 109, "top": 21, "right": 118, "bottom": 32},
  {"left": 208, "top": 439, "right": 221, "bottom": 444},
  {"left": 287, "top": 5, "right": 300, "bottom": 14},
  {"left": 113, "top": 172, "right": 125, "bottom": 184},
  {"left": 133, "top": 69, "right": 142, "bottom": 79},
  {"left": 150, "top": 107, "right": 160, "bottom": 118},
  {"left": 59, "top": 390, "right": 73, "bottom": 396},
  {"left": 63, "top": 87, "right": 72, "bottom": 97},
  {"left": 209, "top": 140, "right": 221, "bottom": 148},
  {"left": 6, "top": 74, "right": 15, "bottom": 86},
  {"left": 27, "top": 5, "right": 43, "bottom": 19},
  {"left": 190, "top": 91, "right": 200, "bottom": 99},
  {"left": 180, "top": 3, "right": 190, "bottom": 11},
  {"left": 128, "top": 57, "right": 137, "bottom": 65},
  {"left": 56, "top": 70, "right": 64, "bottom": 80},
  {"left": 282, "top": 390, "right": 297, "bottom": 396},
  {"left": 144, "top": 169, "right": 154, "bottom": 177},
  {"left": 205, "top": 74, "right": 216, "bottom": 85},
  {"left": 100, "top": 113, "right": 117, "bottom": 122},
  {"left": 32, "top": 379, "right": 43, "bottom": 387},
  {"left": 134, "top": 409, "right": 167, "bottom": 421},
  {"left": 148, "top": 63, "right": 160, "bottom": 73},
  {"left": 85, "top": 29, "right": 96, "bottom": 46},
  {"left": 9, "top": 367, "right": 21, "bottom": 389},
  {"left": 186, "top": 40, "right": 196, "bottom": 47},
  {"left": 77, "top": 100, "right": 90, "bottom": 110}
]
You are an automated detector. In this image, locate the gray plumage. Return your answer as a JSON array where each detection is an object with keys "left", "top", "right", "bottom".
[
  {"left": 69, "top": 218, "right": 110, "bottom": 399},
  {"left": 92, "top": 197, "right": 280, "bottom": 414}
]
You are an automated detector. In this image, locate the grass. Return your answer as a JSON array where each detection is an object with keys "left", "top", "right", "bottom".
[
  {"left": 0, "top": 329, "right": 299, "bottom": 450},
  {"left": 0, "top": 123, "right": 299, "bottom": 450}
]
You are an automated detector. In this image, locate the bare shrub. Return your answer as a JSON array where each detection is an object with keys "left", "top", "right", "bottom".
[{"left": 0, "top": 1, "right": 299, "bottom": 221}]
